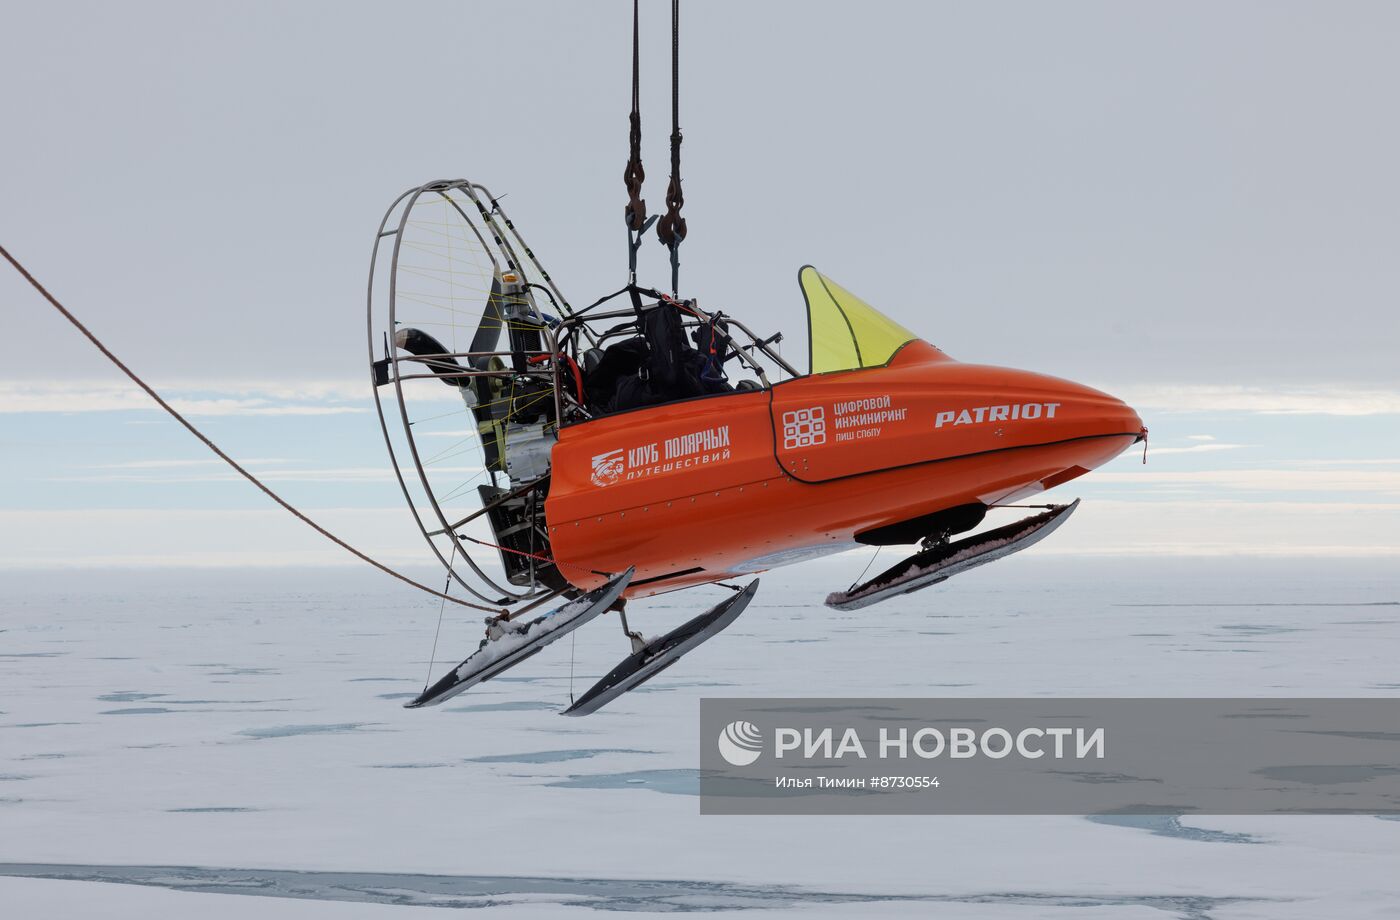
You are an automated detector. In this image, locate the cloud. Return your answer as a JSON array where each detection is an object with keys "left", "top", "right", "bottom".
[
  {"left": 1118, "top": 384, "right": 1400, "bottom": 416},
  {"left": 4, "top": 498, "right": 1398, "bottom": 569},
  {"left": 92, "top": 458, "right": 293, "bottom": 470},
  {"left": 0, "top": 378, "right": 466, "bottom": 416},
  {"left": 50, "top": 464, "right": 484, "bottom": 484},
  {"left": 11, "top": 377, "right": 1400, "bottom": 418},
  {"left": 1144, "top": 443, "right": 1245, "bottom": 456},
  {"left": 0, "top": 380, "right": 372, "bottom": 416},
  {"left": 1286, "top": 458, "right": 1400, "bottom": 466},
  {"left": 1028, "top": 499, "right": 1400, "bottom": 558},
  {"left": 1091, "top": 468, "right": 1400, "bottom": 494},
  {"left": 0, "top": 507, "right": 501, "bottom": 570}
]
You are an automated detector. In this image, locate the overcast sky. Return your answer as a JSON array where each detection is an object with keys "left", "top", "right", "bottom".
[
  {"left": 2, "top": 1, "right": 1397, "bottom": 569},
  {"left": 4, "top": 0, "right": 1398, "bottom": 387}
]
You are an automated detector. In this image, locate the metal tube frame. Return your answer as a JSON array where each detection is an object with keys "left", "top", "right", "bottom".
[{"left": 370, "top": 178, "right": 807, "bottom": 608}]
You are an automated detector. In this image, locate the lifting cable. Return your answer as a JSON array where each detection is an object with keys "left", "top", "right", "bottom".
[
  {"left": 623, "top": 0, "right": 686, "bottom": 299},
  {"left": 655, "top": 0, "right": 687, "bottom": 296},
  {"left": 622, "top": 0, "right": 655, "bottom": 317},
  {"left": 0, "top": 243, "right": 505, "bottom": 615},
  {"left": 424, "top": 542, "right": 458, "bottom": 689},
  {"left": 622, "top": 0, "right": 647, "bottom": 236}
]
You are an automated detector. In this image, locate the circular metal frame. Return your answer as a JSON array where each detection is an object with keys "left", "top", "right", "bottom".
[
  {"left": 368, "top": 178, "right": 802, "bottom": 605},
  {"left": 368, "top": 179, "right": 556, "bottom": 604}
]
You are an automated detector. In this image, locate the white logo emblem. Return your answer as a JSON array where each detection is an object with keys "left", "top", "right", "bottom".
[
  {"left": 782, "top": 407, "right": 826, "bottom": 450},
  {"left": 590, "top": 449, "right": 625, "bottom": 487},
  {"left": 717, "top": 720, "right": 764, "bottom": 766}
]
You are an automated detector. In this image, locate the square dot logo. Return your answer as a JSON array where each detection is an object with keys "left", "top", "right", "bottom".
[{"left": 782, "top": 407, "right": 826, "bottom": 450}]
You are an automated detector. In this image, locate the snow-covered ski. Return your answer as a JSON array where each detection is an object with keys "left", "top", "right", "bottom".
[
  {"left": 562, "top": 579, "right": 759, "bottom": 716},
  {"left": 406, "top": 567, "right": 635, "bottom": 709},
  {"left": 825, "top": 501, "right": 1080, "bottom": 611}
]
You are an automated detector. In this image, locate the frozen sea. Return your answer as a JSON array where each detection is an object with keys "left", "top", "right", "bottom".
[{"left": 2, "top": 554, "right": 1398, "bottom": 918}]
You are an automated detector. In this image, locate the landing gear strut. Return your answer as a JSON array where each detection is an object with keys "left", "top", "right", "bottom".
[
  {"left": 612, "top": 598, "right": 647, "bottom": 654},
  {"left": 563, "top": 580, "right": 760, "bottom": 716},
  {"left": 826, "top": 501, "right": 1082, "bottom": 611}
]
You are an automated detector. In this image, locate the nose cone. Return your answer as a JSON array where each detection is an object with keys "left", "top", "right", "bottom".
[
  {"left": 1057, "top": 374, "right": 1143, "bottom": 446},
  {"left": 927, "top": 362, "right": 1144, "bottom": 462},
  {"left": 1008, "top": 368, "right": 1142, "bottom": 441},
  {"left": 768, "top": 341, "right": 1143, "bottom": 484}
]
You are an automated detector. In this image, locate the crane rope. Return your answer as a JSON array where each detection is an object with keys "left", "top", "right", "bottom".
[
  {"left": 0, "top": 243, "right": 505, "bottom": 615},
  {"left": 622, "top": 0, "right": 647, "bottom": 235},
  {"left": 655, "top": 0, "right": 687, "bottom": 296}
]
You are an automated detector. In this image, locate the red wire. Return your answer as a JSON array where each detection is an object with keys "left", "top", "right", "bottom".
[
  {"left": 563, "top": 353, "right": 586, "bottom": 404},
  {"left": 458, "top": 534, "right": 603, "bottom": 578},
  {"left": 527, "top": 351, "right": 586, "bottom": 404}
]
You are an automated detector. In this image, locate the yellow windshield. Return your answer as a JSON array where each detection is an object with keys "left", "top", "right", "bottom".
[{"left": 799, "top": 266, "right": 917, "bottom": 374}]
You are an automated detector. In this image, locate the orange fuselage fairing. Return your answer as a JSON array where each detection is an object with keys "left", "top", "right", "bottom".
[{"left": 545, "top": 340, "right": 1142, "bottom": 597}]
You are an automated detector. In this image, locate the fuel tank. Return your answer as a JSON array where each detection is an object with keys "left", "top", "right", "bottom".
[{"left": 545, "top": 338, "right": 1143, "bottom": 598}]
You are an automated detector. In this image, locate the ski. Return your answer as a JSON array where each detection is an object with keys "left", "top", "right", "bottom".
[
  {"left": 405, "top": 567, "right": 635, "bottom": 709},
  {"left": 562, "top": 580, "right": 760, "bottom": 717},
  {"left": 825, "top": 501, "right": 1080, "bottom": 611}
]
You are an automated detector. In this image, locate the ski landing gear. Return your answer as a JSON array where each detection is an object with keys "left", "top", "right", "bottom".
[
  {"left": 825, "top": 501, "right": 1080, "bottom": 611},
  {"left": 563, "top": 580, "right": 760, "bottom": 716},
  {"left": 406, "top": 568, "right": 635, "bottom": 709},
  {"left": 405, "top": 568, "right": 757, "bottom": 714}
]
